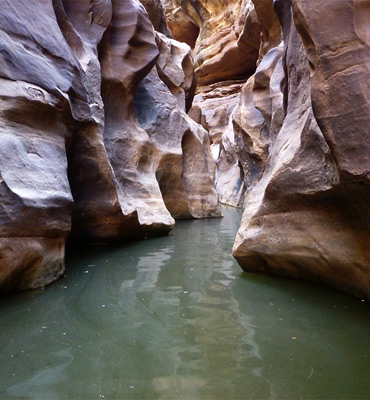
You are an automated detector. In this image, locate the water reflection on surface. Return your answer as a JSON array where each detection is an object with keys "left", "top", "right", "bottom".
[{"left": 0, "top": 206, "right": 369, "bottom": 399}]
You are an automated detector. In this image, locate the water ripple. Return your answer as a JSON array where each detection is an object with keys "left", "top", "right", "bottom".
[{"left": 0, "top": 207, "right": 369, "bottom": 399}]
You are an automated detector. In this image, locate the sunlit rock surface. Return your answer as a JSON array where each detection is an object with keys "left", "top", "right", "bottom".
[
  {"left": 233, "top": 0, "right": 370, "bottom": 301},
  {"left": 0, "top": 0, "right": 219, "bottom": 293},
  {"left": 162, "top": 0, "right": 261, "bottom": 86},
  {"left": 161, "top": 0, "right": 200, "bottom": 49}
]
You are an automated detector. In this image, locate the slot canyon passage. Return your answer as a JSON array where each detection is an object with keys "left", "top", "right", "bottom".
[{"left": 0, "top": 0, "right": 369, "bottom": 399}]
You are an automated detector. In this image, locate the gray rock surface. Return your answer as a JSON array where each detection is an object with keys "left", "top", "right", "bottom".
[{"left": 0, "top": 0, "right": 220, "bottom": 293}]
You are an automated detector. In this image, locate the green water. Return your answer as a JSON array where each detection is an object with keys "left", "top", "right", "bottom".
[{"left": 0, "top": 207, "right": 369, "bottom": 400}]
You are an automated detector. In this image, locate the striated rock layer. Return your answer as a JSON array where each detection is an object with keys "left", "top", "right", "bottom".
[
  {"left": 189, "top": 80, "right": 246, "bottom": 156},
  {"left": 215, "top": 0, "right": 283, "bottom": 208},
  {"left": 162, "top": 0, "right": 269, "bottom": 207},
  {"left": 162, "top": 0, "right": 261, "bottom": 86},
  {"left": 232, "top": 0, "right": 370, "bottom": 300},
  {"left": 0, "top": 0, "right": 220, "bottom": 293}
]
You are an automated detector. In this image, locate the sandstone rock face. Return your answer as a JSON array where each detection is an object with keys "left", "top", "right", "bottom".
[
  {"left": 215, "top": 111, "right": 245, "bottom": 208},
  {"left": 139, "top": 0, "right": 171, "bottom": 36},
  {"left": 233, "top": 0, "right": 370, "bottom": 301},
  {"left": 189, "top": 80, "right": 246, "bottom": 153},
  {"left": 135, "top": 69, "right": 220, "bottom": 219},
  {"left": 162, "top": 0, "right": 261, "bottom": 86},
  {"left": 0, "top": 0, "right": 80, "bottom": 293},
  {"left": 216, "top": 72, "right": 269, "bottom": 208},
  {"left": 0, "top": 0, "right": 220, "bottom": 293},
  {"left": 155, "top": 32, "right": 197, "bottom": 112},
  {"left": 162, "top": 0, "right": 266, "bottom": 208},
  {"left": 251, "top": 0, "right": 282, "bottom": 60},
  {"left": 161, "top": 0, "right": 200, "bottom": 49},
  {"left": 215, "top": 0, "right": 284, "bottom": 208},
  {"left": 99, "top": 0, "right": 176, "bottom": 239},
  {"left": 134, "top": 32, "right": 221, "bottom": 219}
]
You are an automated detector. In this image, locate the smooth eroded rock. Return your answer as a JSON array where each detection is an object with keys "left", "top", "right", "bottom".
[
  {"left": 233, "top": 0, "right": 370, "bottom": 301},
  {"left": 162, "top": 0, "right": 261, "bottom": 85},
  {"left": 135, "top": 34, "right": 221, "bottom": 219},
  {"left": 0, "top": 0, "right": 221, "bottom": 293}
]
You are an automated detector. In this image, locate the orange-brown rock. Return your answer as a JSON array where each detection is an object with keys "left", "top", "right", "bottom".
[
  {"left": 163, "top": 1, "right": 264, "bottom": 208},
  {"left": 214, "top": 0, "right": 284, "bottom": 208},
  {"left": 163, "top": 0, "right": 261, "bottom": 85},
  {"left": 251, "top": 0, "right": 282, "bottom": 61},
  {"left": 139, "top": 0, "right": 171, "bottom": 36},
  {"left": 233, "top": 0, "right": 370, "bottom": 301},
  {"left": 162, "top": 0, "right": 264, "bottom": 208},
  {"left": 161, "top": 0, "right": 200, "bottom": 48},
  {"left": 292, "top": 0, "right": 370, "bottom": 180}
]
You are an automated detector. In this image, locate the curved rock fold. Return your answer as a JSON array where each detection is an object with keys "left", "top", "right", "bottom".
[{"left": 0, "top": 0, "right": 220, "bottom": 293}]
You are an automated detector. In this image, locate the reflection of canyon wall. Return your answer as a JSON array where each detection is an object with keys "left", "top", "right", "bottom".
[
  {"left": 231, "top": 0, "right": 370, "bottom": 300},
  {"left": 0, "top": 0, "right": 220, "bottom": 294}
]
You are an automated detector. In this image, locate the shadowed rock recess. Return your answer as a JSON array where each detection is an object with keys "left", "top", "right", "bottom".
[{"left": 0, "top": 0, "right": 220, "bottom": 294}]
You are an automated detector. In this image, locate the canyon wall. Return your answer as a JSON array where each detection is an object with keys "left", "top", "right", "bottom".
[
  {"left": 0, "top": 0, "right": 220, "bottom": 294},
  {"left": 162, "top": 0, "right": 264, "bottom": 204},
  {"left": 163, "top": 0, "right": 260, "bottom": 85},
  {"left": 165, "top": 0, "right": 369, "bottom": 300},
  {"left": 232, "top": 0, "right": 370, "bottom": 301},
  {"left": 1, "top": 0, "right": 369, "bottom": 300}
]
